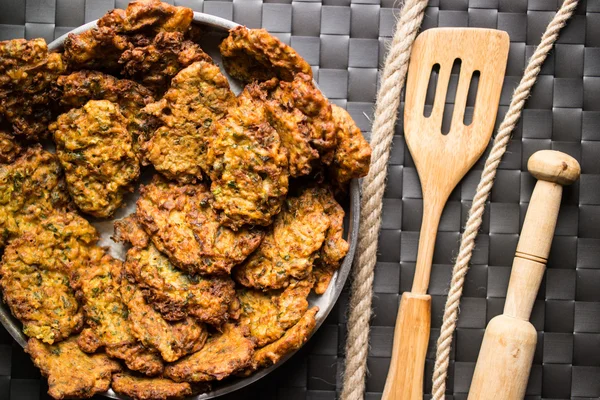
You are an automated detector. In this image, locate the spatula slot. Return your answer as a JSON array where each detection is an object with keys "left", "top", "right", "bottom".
[
  {"left": 424, "top": 63, "right": 440, "bottom": 118},
  {"left": 463, "top": 70, "right": 480, "bottom": 126},
  {"left": 441, "top": 58, "right": 462, "bottom": 135}
]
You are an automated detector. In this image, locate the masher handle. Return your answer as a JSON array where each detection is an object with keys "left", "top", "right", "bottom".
[{"left": 504, "top": 150, "right": 580, "bottom": 320}]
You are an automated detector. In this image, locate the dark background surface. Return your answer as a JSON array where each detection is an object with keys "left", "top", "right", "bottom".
[{"left": 1, "top": 0, "right": 599, "bottom": 399}]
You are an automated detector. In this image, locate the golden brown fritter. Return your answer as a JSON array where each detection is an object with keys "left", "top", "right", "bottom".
[
  {"left": 234, "top": 187, "right": 338, "bottom": 290},
  {"left": 255, "top": 74, "right": 337, "bottom": 176},
  {"left": 5, "top": 210, "right": 98, "bottom": 274},
  {"left": 135, "top": 176, "right": 264, "bottom": 275},
  {"left": 205, "top": 84, "right": 289, "bottom": 229},
  {"left": 51, "top": 100, "right": 140, "bottom": 218},
  {"left": 121, "top": 282, "right": 208, "bottom": 362},
  {"left": 312, "top": 186, "right": 349, "bottom": 294},
  {"left": 237, "top": 289, "right": 285, "bottom": 348},
  {"left": 120, "top": 31, "right": 212, "bottom": 95},
  {"left": 0, "top": 211, "right": 97, "bottom": 343},
  {"left": 0, "top": 146, "right": 70, "bottom": 248},
  {"left": 125, "top": 244, "right": 237, "bottom": 326},
  {"left": 112, "top": 372, "right": 192, "bottom": 400},
  {"left": 0, "top": 38, "right": 65, "bottom": 139},
  {"left": 143, "top": 61, "right": 235, "bottom": 183},
  {"left": 329, "top": 104, "right": 371, "bottom": 186},
  {"left": 165, "top": 323, "right": 254, "bottom": 383},
  {"left": 0, "top": 241, "right": 82, "bottom": 344},
  {"left": 71, "top": 247, "right": 164, "bottom": 376},
  {"left": 0, "top": 130, "right": 21, "bottom": 164},
  {"left": 219, "top": 26, "right": 312, "bottom": 83},
  {"left": 144, "top": 124, "right": 207, "bottom": 182},
  {"left": 114, "top": 214, "right": 150, "bottom": 249},
  {"left": 106, "top": 344, "right": 164, "bottom": 377},
  {"left": 26, "top": 337, "right": 121, "bottom": 400},
  {"left": 63, "top": 26, "right": 132, "bottom": 72},
  {"left": 246, "top": 306, "right": 317, "bottom": 372},
  {"left": 56, "top": 70, "right": 156, "bottom": 156},
  {"left": 238, "top": 278, "right": 312, "bottom": 348},
  {"left": 276, "top": 278, "right": 314, "bottom": 330},
  {"left": 72, "top": 248, "right": 132, "bottom": 351},
  {"left": 98, "top": 0, "right": 193, "bottom": 34}
]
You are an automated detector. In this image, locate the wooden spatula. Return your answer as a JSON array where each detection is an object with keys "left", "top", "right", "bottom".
[{"left": 382, "top": 28, "right": 509, "bottom": 400}]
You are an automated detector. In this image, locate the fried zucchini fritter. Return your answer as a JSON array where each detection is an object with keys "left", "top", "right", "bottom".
[
  {"left": 26, "top": 337, "right": 121, "bottom": 399},
  {"left": 72, "top": 247, "right": 164, "bottom": 376},
  {"left": 143, "top": 61, "right": 235, "bottom": 183},
  {"left": 246, "top": 306, "right": 317, "bottom": 373},
  {"left": 312, "top": 186, "right": 349, "bottom": 294},
  {"left": 114, "top": 214, "right": 151, "bottom": 248},
  {"left": 276, "top": 278, "right": 314, "bottom": 330},
  {"left": 145, "top": 124, "right": 208, "bottom": 182},
  {"left": 205, "top": 84, "right": 289, "bottom": 229},
  {"left": 0, "top": 241, "right": 82, "bottom": 344},
  {"left": 5, "top": 210, "right": 98, "bottom": 273},
  {"left": 144, "top": 60, "right": 234, "bottom": 128},
  {"left": 56, "top": 70, "right": 156, "bottom": 156},
  {"left": 0, "top": 211, "right": 97, "bottom": 343},
  {"left": 0, "top": 130, "right": 21, "bottom": 164},
  {"left": 125, "top": 244, "right": 237, "bottom": 326},
  {"left": 112, "top": 372, "right": 192, "bottom": 400},
  {"left": 237, "top": 289, "right": 284, "bottom": 348},
  {"left": 219, "top": 26, "right": 312, "bottom": 83},
  {"left": 135, "top": 176, "right": 264, "bottom": 275},
  {"left": 120, "top": 31, "right": 212, "bottom": 95},
  {"left": 0, "top": 38, "right": 65, "bottom": 139},
  {"left": 256, "top": 74, "right": 337, "bottom": 176},
  {"left": 51, "top": 100, "right": 140, "bottom": 218},
  {"left": 234, "top": 187, "right": 340, "bottom": 290},
  {"left": 329, "top": 104, "right": 371, "bottom": 186},
  {"left": 70, "top": 249, "right": 130, "bottom": 351},
  {"left": 121, "top": 282, "right": 208, "bottom": 362},
  {"left": 63, "top": 26, "right": 132, "bottom": 72},
  {"left": 164, "top": 323, "right": 254, "bottom": 383},
  {"left": 238, "top": 278, "right": 312, "bottom": 348},
  {"left": 0, "top": 146, "right": 70, "bottom": 248},
  {"left": 98, "top": 0, "right": 193, "bottom": 34},
  {"left": 0, "top": 38, "right": 63, "bottom": 95}
]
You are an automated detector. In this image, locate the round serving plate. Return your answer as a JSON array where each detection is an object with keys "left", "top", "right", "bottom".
[{"left": 0, "top": 11, "right": 360, "bottom": 400}]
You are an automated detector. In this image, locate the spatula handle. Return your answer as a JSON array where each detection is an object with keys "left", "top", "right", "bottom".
[
  {"left": 383, "top": 192, "right": 445, "bottom": 400},
  {"left": 381, "top": 292, "right": 431, "bottom": 400},
  {"left": 411, "top": 198, "right": 445, "bottom": 295}
]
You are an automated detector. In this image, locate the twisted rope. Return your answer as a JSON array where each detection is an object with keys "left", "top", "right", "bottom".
[
  {"left": 431, "top": 1, "right": 579, "bottom": 398},
  {"left": 341, "top": 1, "right": 429, "bottom": 399}
]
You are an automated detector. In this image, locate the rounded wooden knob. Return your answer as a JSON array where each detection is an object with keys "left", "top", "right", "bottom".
[{"left": 527, "top": 150, "right": 581, "bottom": 186}]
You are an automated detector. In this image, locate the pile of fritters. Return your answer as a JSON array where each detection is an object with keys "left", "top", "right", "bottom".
[{"left": 0, "top": 1, "right": 371, "bottom": 399}]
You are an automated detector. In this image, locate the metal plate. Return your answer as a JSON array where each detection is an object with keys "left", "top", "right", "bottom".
[{"left": 0, "top": 12, "right": 360, "bottom": 400}]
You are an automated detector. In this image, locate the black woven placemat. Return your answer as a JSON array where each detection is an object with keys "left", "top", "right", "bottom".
[{"left": 1, "top": 0, "right": 599, "bottom": 399}]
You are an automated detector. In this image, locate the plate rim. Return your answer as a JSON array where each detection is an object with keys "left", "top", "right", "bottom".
[{"left": 0, "top": 11, "right": 361, "bottom": 400}]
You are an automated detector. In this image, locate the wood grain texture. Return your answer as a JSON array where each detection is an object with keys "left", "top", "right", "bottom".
[
  {"left": 383, "top": 28, "right": 510, "bottom": 400},
  {"left": 404, "top": 28, "right": 510, "bottom": 294},
  {"left": 468, "top": 315, "right": 537, "bottom": 400},
  {"left": 503, "top": 257, "right": 546, "bottom": 321},
  {"left": 517, "top": 151, "right": 581, "bottom": 262},
  {"left": 468, "top": 151, "right": 581, "bottom": 400},
  {"left": 382, "top": 293, "right": 431, "bottom": 400}
]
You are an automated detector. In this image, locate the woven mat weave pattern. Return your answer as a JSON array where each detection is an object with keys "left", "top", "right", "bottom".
[{"left": 1, "top": 0, "right": 599, "bottom": 399}]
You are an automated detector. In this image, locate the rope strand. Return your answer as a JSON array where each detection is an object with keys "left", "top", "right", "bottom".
[
  {"left": 341, "top": 1, "right": 429, "bottom": 399},
  {"left": 431, "top": 1, "right": 579, "bottom": 398}
]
